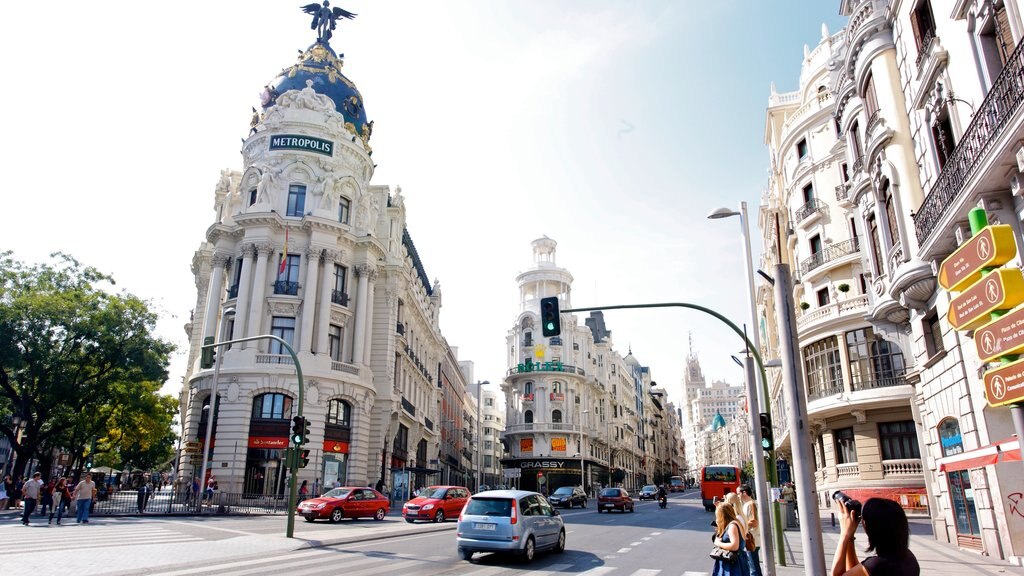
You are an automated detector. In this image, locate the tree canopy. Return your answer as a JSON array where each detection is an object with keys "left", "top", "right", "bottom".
[{"left": 0, "top": 252, "right": 177, "bottom": 479}]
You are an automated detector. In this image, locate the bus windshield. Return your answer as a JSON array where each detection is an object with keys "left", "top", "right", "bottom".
[{"left": 703, "top": 466, "right": 738, "bottom": 482}]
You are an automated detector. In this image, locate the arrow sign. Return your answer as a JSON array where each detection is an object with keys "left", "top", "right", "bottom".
[
  {"left": 947, "top": 268, "right": 1024, "bottom": 331},
  {"left": 974, "top": 305, "right": 1024, "bottom": 362},
  {"left": 938, "top": 225, "right": 1017, "bottom": 292},
  {"left": 983, "top": 357, "right": 1024, "bottom": 407}
]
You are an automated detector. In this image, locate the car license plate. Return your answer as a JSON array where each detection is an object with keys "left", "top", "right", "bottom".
[{"left": 474, "top": 523, "right": 496, "bottom": 531}]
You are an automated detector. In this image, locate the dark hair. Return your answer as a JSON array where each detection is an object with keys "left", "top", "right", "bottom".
[
  {"left": 862, "top": 497, "right": 909, "bottom": 556},
  {"left": 739, "top": 485, "right": 753, "bottom": 497},
  {"left": 723, "top": 487, "right": 733, "bottom": 494}
]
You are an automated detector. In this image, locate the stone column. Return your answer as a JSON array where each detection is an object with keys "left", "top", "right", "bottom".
[
  {"left": 202, "top": 253, "right": 230, "bottom": 341},
  {"left": 352, "top": 263, "right": 375, "bottom": 365},
  {"left": 245, "top": 243, "right": 274, "bottom": 343},
  {"left": 363, "top": 268, "right": 378, "bottom": 366},
  {"left": 300, "top": 247, "right": 322, "bottom": 352},
  {"left": 232, "top": 244, "right": 256, "bottom": 346},
  {"left": 317, "top": 250, "right": 339, "bottom": 356}
]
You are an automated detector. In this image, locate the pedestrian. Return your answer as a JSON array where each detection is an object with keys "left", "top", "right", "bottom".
[
  {"left": 73, "top": 472, "right": 97, "bottom": 524},
  {"left": 0, "top": 475, "right": 8, "bottom": 511},
  {"left": 375, "top": 478, "right": 384, "bottom": 492},
  {"left": 39, "top": 477, "right": 55, "bottom": 517},
  {"left": 20, "top": 472, "right": 43, "bottom": 525},
  {"left": 12, "top": 475, "right": 23, "bottom": 509},
  {"left": 205, "top": 476, "right": 216, "bottom": 502},
  {"left": 137, "top": 481, "right": 152, "bottom": 513},
  {"left": 299, "top": 480, "right": 308, "bottom": 502},
  {"left": 49, "top": 478, "right": 71, "bottom": 525},
  {"left": 831, "top": 496, "right": 920, "bottom": 576},
  {"left": 190, "top": 477, "right": 200, "bottom": 504},
  {"left": 711, "top": 501, "right": 751, "bottom": 576},
  {"left": 738, "top": 486, "right": 764, "bottom": 576}
]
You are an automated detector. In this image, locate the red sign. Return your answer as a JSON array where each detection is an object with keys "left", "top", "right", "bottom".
[
  {"left": 983, "top": 358, "right": 1024, "bottom": 407},
  {"left": 322, "top": 440, "right": 350, "bottom": 454},
  {"left": 247, "top": 436, "right": 289, "bottom": 449},
  {"left": 946, "top": 269, "right": 1024, "bottom": 330},
  {"left": 938, "top": 225, "right": 1017, "bottom": 292},
  {"left": 974, "top": 305, "right": 1024, "bottom": 362}
]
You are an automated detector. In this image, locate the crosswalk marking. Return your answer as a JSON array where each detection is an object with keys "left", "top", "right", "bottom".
[
  {"left": 577, "top": 568, "right": 617, "bottom": 576},
  {"left": 0, "top": 525, "right": 204, "bottom": 553},
  {"left": 629, "top": 570, "right": 661, "bottom": 576}
]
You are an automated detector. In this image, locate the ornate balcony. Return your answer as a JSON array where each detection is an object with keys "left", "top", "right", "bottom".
[
  {"left": 255, "top": 354, "right": 294, "bottom": 365},
  {"left": 331, "top": 290, "right": 349, "bottom": 306},
  {"left": 273, "top": 280, "right": 300, "bottom": 296},
  {"left": 836, "top": 463, "right": 860, "bottom": 480},
  {"left": 835, "top": 183, "right": 851, "bottom": 203},
  {"left": 808, "top": 381, "right": 845, "bottom": 402},
  {"left": 851, "top": 372, "right": 908, "bottom": 392},
  {"left": 914, "top": 37, "right": 1024, "bottom": 244},
  {"left": 882, "top": 459, "right": 922, "bottom": 476},
  {"left": 227, "top": 284, "right": 239, "bottom": 299},
  {"left": 795, "top": 198, "right": 828, "bottom": 224},
  {"left": 798, "top": 238, "right": 861, "bottom": 276},
  {"left": 401, "top": 396, "right": 416, "bottom": 416},
  {"left": 395, "top": 321, "right": 405, "bottom": 335},
  {"left": 508, "top": 361, "right": 585, "bottom": 376}
]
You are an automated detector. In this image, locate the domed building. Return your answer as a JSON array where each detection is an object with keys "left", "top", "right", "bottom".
[{"left": 178, "top": 19, "right": 456, "bottom": 500}]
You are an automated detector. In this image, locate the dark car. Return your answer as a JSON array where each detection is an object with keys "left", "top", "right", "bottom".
[
  {"left": 597, "top": 487, "right": 634, "bottom": 513},
  {"left": 638, "top": 485, "right": 658, "bottom": 501},
  {"left": 297, "top": 487, "right": 390, "bottom": 522},
  {"left": 547, "top": 486, "right": 587, "bottom": 509}
]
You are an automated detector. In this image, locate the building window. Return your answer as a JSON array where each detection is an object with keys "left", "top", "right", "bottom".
[
  {"left": 328, "top": 325, "right": 343, "bottom": 361},
  {"left": 834, "top": 427, "right": 857, "bottom": 464},
  {"left": 863, "top": 72, "right": 879, "bottom": 117},
  {"left": 484, "top": 455, "right": 493, "bottom": 467},
  {"left": 524, "top": 382, "right": 533, "bottom": 395},
  {"left": 332, "top": 264, "right": 348, "bottom": 306},
  {"left": 338, "top": 197, "right": 351, "bottom": 224},
  {"left": 327, "top": 399, "right": 351, "bottom": 426},
  {"left": 867, "top": 215, "right": 884, "bottom": 276},
  {"left": 286, "top": 184, "right": 306, "bottom": 217},
  {"left": 275, "top": 254, "right": 301, "bottom": 295},
  {"left": 977, "top": 4, "right": 1016, "bottom": 85},
  {"left": 797, "top": 138, "right": 808, "bottom": 159},
  {"left": 846, "top": 328, "right": 906, "bottom": 390},
  {"left": 924, "top": 311, "right": 944, "bottom": 358},
  {"left": 817, "top": 435, "right": 827, "bottom": 471},
  {"left": 269, "top": 316, "right": 295, "bottom": 355},
  {"left": 552, "top": 410, "right": 562, "bottom": 423},
  {"left": 841, "top": 163, "right": 849, "bottom": 182},
  {"left": 524, "top": 410, "right": 533, "bottom": 424},
  {"left": 938, "top": 418, "right": 963, "bottom": 457},
  {"left": 802, "top": 183, "right": 814, "bottom": 204},
  {"left": 249, "top": 188, "right": 257, "bottom": 206},
  {"left": 910, "top": 0, "right": 937, "bottom": 53},
  {"left": 879, "top": 421, "right": 920, "bottom": 460},
  {"left": 802, "top": 336, "right": 843, "bottom": 399},
  {"left": 849, "top": 121, "right": 862, "bottom": 162},
  {"left": 252, "top": 393, "right": 293, "bottom": 420},
  {"left": 817, "top": 288, "right": 830, "bottom": 306},
  {"left": 931, "top": 111, "right": 955, "bottom": 170},
  {"left": 809, "top": 234, "right": 822, "bottom": 256}
]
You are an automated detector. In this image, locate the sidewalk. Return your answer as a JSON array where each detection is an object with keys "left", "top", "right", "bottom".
[{"left": 771, "top": 515, "right": 1013, "bottom": 576}]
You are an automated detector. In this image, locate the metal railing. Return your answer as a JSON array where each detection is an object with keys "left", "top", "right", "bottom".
[
  {"left": 256, "top": 353, "right": 295, "bottom": 365},
  {"left": 798, "top": 238, "right": 861, "bottom": 276},
  {"left": 914, "top": 37, "right": 1024, "bottom": 243},
  {"left": 273, "top": 280, "right": 300, "bottom": 295},
  {"left": 851, "top": 373, "right": 908, "bottom": 391},
  {"left": 835, "top": 183, "right": 851, "bottom": 202},
  {"left": 507, "top": 362, "right": 585, "bottom": 376},
  {"left": 332, "top": 290, "right": 349, "bottom": 306},
  {"left": 795, "top": 198, "right": 828, "bottom": 223},
  {"left": 227, "top": 284, "right": 239, "bottom": 299},
  {"left": 504, "top": 422, "right": 578, "bottom": 433},
  {"left": 808, "top": 381, "right": 845, "bottom": 402},
  {"left": 86, "top": 490, "right": 290, "bottom": 516}
]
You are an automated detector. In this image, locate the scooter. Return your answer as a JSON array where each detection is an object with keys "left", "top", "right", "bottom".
[{"left": 658, "top": 495, "right": 667, "bottom": 509}]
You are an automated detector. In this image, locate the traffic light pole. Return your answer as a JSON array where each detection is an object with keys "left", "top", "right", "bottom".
[
  {"left": 563, "top": 302, "right": 784, "bottom": 568},
  {"left": 200, "top": 334, "right": 304, "bottom": 538}
]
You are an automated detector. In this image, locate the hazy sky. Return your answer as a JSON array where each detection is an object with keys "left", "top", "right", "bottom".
[{"left": 0, "top": 1, "right": 847, "bottom": 408}]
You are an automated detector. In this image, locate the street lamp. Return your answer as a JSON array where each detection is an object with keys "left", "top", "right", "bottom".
[
  {"left": 579, "top": 409, "right": 589, "bottom": 492},
  {"left": 476, "top": 380, "right": 489, "bottom": 492}
]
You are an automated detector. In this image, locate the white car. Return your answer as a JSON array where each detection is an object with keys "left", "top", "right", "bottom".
[{"left": 456, "top": 489, "right": 566, "bottom": 562}]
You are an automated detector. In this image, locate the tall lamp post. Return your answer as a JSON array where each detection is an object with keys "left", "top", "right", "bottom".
[
  {"left": 579, "top": 409, "right": 589, "bottom": 491},
  {"left": 476, "top": 380, "right": 489, "bottom": 491}
]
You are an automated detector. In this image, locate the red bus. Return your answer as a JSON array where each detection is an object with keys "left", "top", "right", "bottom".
[{"left": 700, "top": 465, "right": 741, "bottom": 511}]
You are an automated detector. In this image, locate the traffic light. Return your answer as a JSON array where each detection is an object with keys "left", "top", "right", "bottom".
[
  {"left": 302, "top": 418, "right": 311, "bottom": 445},
  {"left": 291, "top": 416, "right": 305, "bottom": 445},
  {"left": 540, "top": 296, "right": 561, "bottom": 337},
  {"left": 300, "top": 449, "right": 310, "bottom": 468},
  {"left": 759, "top": 412, "right": 774, "bottom": 451},
  {"left": 200, "top": 336, "right": 216, "bottom": 369}
]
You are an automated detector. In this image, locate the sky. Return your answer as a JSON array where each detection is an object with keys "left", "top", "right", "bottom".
[{"left": 0, "top": 1, "right": 848, "bottom": 409}]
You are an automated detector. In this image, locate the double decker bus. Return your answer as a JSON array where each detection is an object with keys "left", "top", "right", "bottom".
[{"left": 700, "top": 464, "right": 741, "bottom": 511}]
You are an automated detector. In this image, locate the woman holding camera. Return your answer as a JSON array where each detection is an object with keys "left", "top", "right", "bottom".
[{"left": 832, "top": 495, "right": 920, "bottom": 576}]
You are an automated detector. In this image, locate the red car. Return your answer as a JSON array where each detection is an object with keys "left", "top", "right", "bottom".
[
  {"left": 297, "top": 486, "right": 390, "bottom": 522},
  {"left": 597, "top": 487, "right": 635, "bottom": 513},
  {"left": 402, "top": 485, "right": 470, "bottom": 523}
]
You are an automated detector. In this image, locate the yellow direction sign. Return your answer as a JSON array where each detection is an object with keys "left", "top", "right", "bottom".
[
  {"left": 184, "top": 441, "right": 201, "bottom": 454},
  {"left": 938, "top": 224, "right": 1017, "bottom": 292},
  {"left": 974, "top": 305, "right": 1024, "bottom": 362},
  {"left": 947, "top": 268, "right": 1024, "bottom": 331}
]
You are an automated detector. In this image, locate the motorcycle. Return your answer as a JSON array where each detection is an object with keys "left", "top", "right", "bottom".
[{"left": 658, "top": 495, "right": 667, "bottom": 509}]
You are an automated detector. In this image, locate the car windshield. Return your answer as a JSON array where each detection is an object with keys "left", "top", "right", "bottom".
[
  {"left": 322, "top": 488, "right": 351, "bottom": 498},
  {"left": 600, "top": 488, "right": 620, "bottom": 497},
  {"left": 552, "top": 487, "right": 573, "bottom": 495},
  {"left": 463, "top": 497, "right": 513, "bottom": 517},
  {"left": 642, "top": 485, "right": 656, "bottom": 492},
  {"left": 417, "top": 487, "right": 443, "bottom": 498}
]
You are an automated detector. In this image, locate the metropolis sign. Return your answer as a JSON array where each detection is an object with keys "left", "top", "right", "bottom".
[{"left": 269, "top": 134, "right": 334, "bottom": 156}]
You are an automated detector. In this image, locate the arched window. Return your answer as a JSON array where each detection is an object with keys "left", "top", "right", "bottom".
[
  {"left": 252, "top": 393, "right": 293, "bottom": 420},
  {"left": 327, "top": 399, "right": 351, "bottom": 427},
  {"left": 552, "top": 410, "right": 562, "bottom": 423},
  {"left": 525, "top": 410, "right": 534, "bottom": 424},
  {"left": 524, "top": 382, "right": 533, "bottom": 395},
  {"left": 551, "top": 381, "right": 561, "bottom": 393},
  {"left": 938, "top": 418, "right": 963, "bottom": 457},
  {"left": 883, "top": 183, "right": 899, "bottom": 249}
]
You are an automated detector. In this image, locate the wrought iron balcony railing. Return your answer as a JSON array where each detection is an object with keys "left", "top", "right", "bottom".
[
  {"left": 808, "top": 381, "right": 845, "bottom": 402},
  {"left": 851, "top": 372, "right": 908, "bottom": 392},
  {"left": 914, "top": 37, "right": 1024, "bottom": 243},
  {"left": 273, "top": 280, "right": 300, "bottom": 296},
  {"left": 798, "top": 238, "right": 861, "bottom": 276},
  {"left": 401, "top": 396, "right": 416, "bottom": 416},
  {"left": 835, "top": 183, "right": 851, "bottom": 202},
  {"left": 227, "top": 284, "right": 239, "bottom": 299},
  {"left": 331, "top": 290, "right": 349, "bottom": 306},
  {"left": 795, "top": 198, "right": 828, "bottom": 223}
]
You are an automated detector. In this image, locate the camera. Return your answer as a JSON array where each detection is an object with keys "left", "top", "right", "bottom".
[{"left": 832, "top": 491, "right": 862, "bottom": 519}]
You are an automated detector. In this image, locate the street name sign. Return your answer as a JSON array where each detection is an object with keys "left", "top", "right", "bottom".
[
  {"left": 938, "top": 224, "right": 1017, "bottom": 292},
  {"left": 184, "top": 441, "right": 201, "bottom": 454},
  {"left": 974, "top": 305, "right": 1024, "bottom": 362},
  {"left": 946, "top": 268, "right": 1024, "bottom": 330},
  {"left": 983, "top": 357, "right": 1024, "bottom": 407}
]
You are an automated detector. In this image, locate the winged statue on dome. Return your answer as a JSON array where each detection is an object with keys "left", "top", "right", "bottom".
[{"left": 302, "top": 1, "right": 357, "bottom": 44}]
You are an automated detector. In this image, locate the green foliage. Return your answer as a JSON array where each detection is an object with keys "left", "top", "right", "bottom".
[
  {"left": 611, "top": 468, "right": 626, "bottom": 483},
  {"left": 742, "top": 461, "right": 755, "bottom": 485},
  {"left": 0, "top": 252, "right": 176, "bottom": 478}
]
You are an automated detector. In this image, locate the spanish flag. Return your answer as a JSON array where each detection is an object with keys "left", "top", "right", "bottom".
[{"left": 278, "top": 227, "right": 289, "bottom": 276}]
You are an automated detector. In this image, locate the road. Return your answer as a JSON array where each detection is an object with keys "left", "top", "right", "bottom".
[{"left": 3, "top": 491, "right": 724, "bottom": 575}]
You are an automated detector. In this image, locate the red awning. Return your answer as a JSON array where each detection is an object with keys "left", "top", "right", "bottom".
[{"left": 937, "top": 437, "right": 1020, "bottom": 472}]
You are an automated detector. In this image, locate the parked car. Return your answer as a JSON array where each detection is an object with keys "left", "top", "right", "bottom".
[
  {"left": 297, "top": 487, "right": 389, "bottom": 522},
  {"left": 638, "top": 485, "right": 658, "bottom": 501},
  {"left": 403, "top": 485, "right": 470, "bottom": 523},
  {"left": 597, "top": 487, "right": 634, "bottom": 513},
  {"left": 547, "top": 486, "right": 587, "bottom": 509},
  {"left": 456, "top": 489, "right": 565, "bottom": 562}
]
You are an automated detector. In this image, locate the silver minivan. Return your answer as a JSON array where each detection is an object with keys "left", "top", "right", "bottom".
[{"left": 456, "top": 489, "right": 565, "bottom": 562}]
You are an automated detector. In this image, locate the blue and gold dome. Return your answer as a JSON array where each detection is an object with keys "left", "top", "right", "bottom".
[{"left": 261, "top": 42, "right": 371, "bottom": 145}]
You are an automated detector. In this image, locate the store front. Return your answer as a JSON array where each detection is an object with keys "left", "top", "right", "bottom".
[
  {"left": 501, "top": 457, "right": 582, "bottom": 495},
  {"left": 322, "top": 439, "right": 349, "bottom": 489}
]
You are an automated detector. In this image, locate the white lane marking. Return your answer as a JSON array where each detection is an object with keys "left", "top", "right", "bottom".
[
  {"left": 629, "top": 570, "right": 662, "bottom": 576},
  {"left": 577, "top": 568, "right": 617, "bottom": 576},
  {"left": 617, "top": 547, "right": 632, "bottom": 553},
  {"left": 145, "top": 548, "right": 350, "bottom": 576},
  {"left": 640, "top": 536, "right": 652, "bottom": 541},
  {"left": 682, "top": 573, "right": 710, "bottom": 576},
  {"left": 157, "top": 519, "right": 262, "bottom": 536},
  {"left": 649, "top": 531, "right": 662, "bottom": 535}
]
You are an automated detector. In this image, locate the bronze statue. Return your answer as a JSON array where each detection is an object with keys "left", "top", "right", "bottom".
[{"left": 301, "top": 1, "right": 357, "bottom": 44}]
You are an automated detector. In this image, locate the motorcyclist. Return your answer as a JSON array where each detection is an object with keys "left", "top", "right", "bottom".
[{"left": 656, "top": 485, "right": 668, "bottom": 505}]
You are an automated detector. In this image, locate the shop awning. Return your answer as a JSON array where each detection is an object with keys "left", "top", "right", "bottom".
[{"left": 937, "top": 437, "right": 1020, "bottom": 472}]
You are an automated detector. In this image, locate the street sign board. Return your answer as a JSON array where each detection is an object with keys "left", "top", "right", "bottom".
[
  {"left": 946, "top": 268, "right": 1024, "bottom": 330},
  {"left": 938, "top": 224, "right": 1017, "bottom": 292},
  {"left": 188, "top": 455, "right": 203, "bottom": 464},
  {"left": 982, "top": 357, "right": 1024, "bottom": 407},
  {"left": 184, "top": 441, "right": 201, "bottom": 454},
  {"left": 974, "top": 305, "right": 1024, "bottom": 362},
  {"left": 503, "top": 468, "right": 521, "bottom": 479}
]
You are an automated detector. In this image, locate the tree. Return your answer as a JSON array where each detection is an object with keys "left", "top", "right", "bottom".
[{"left": 0, "top": 252, "right": 176, "bottom": 480}]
